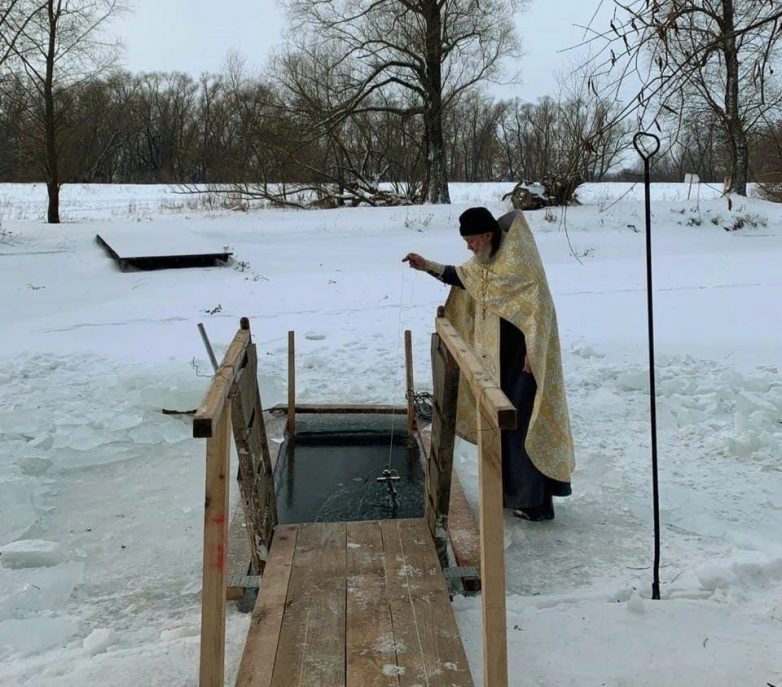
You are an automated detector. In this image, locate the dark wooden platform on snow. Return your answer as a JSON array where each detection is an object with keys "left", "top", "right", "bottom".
[
  {"left": 236, "top": 518, "right": 474, "bottom": 687},
  {"left": 95, "top": 233, "right": 232, "bottom": 271}
]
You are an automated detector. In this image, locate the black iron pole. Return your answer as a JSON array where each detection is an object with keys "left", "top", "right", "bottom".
[{"left": 633, "top": 132, "right": 662, "bottom": 600}]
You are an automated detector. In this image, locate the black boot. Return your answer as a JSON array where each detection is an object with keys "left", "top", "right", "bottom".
[{"left": 512, "top": 494, "right": 554, "bottom": 522}]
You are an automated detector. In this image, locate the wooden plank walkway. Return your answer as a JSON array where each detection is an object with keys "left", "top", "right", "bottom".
[{"left": 236, "top": 518, "right": 474, "bottom": 687}]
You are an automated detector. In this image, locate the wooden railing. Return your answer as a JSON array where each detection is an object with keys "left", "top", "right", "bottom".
[
  {"left": 194, "top": 313, "right": 497, "bottom": 685},
  {"left": 428, "top": 313, "right": 516, "bottom": 687},
  {"left": 284, "top": 329, "right": 417, "bottom": 444},
  {"left": 193, "top": 318, "right": 277, "bottom": 687}
]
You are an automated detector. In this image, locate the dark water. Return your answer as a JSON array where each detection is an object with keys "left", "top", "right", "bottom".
[{"left": 275, "top": 414, "right": 424, "bottom": 524}]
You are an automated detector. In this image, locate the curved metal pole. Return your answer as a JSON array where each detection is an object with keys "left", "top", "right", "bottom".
[{"left": 633, "top": 131, "right": 662, "bottom": 600}]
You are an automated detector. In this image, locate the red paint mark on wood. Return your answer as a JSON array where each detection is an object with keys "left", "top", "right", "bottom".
[
  {"left": 209, "top": 514, "right": 226, "bottom": 526},
  {"left": 210, "top": 542, "right": 226, "bottom": 570}
]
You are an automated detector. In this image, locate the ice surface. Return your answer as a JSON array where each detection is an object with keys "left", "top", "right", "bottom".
[
  {"left": 0, "top": 478, "right": 37, "bottom": 546},
  {"left": 128, "top": 423, "right": 167, "bottom": 445},
  {"left": 28, "top": 433, "right": 54, "bottom": 450},
  {"left": 55, "top": 425, "right": 113, "bottom": 451},
  {"left": 159, "top": 625, "right": 199, "bottom": 641},
  {"left": 259, "top": 373, "right": 286, "bottom": 408},
  {"left": 157, "top": 418, "right": 191, "bottom": 444},
  {"left": 139, "top": 381, "right": 203, "bottom": 411},
  {"left": 16, "top": 455, "right": 53, "bottom": 476},
  {"left": 0, "top": 562, "right": 83, "bottom": 615},
  {"left": 570, "top": 341, "right": 604, "bottom": 359},
  {"left": 0, "top": 616, "right": 80, "bottom": 658},
  {"left": 82, "top": 628, "right": 116, "bottom": 656},
  {"left": 0, "top": 540, "right": 63, "bottom": 569},
  {"left": 0, "top": 408, "right": 42, "bottom": 437},
  {"left": 179, "top": 579, "right": 201, "bottom": 596},
  {"left": 51, "top": 444, "right": 132, "bottom": 471},
  {"left": 616, "top": 370, "right": 649, "bottom": 391},
  {"left": 101, "top": 413, "right": 143, "bottom": 432}
]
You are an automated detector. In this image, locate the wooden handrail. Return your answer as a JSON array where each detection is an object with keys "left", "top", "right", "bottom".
[
  {"left": 193, "top": 328, "right": 251, "bottom": 438},
  {"left": 435, "top": 317, "right": 516, "bottom": 430}
]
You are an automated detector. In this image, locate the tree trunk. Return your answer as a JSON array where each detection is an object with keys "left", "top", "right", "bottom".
[
  {"left": 722, "top": 0, "right": 748, "bottom": 196},
  {"left": 425, "top": 99, "right": 450, "bottom": 203},
  {"left": 44, "top": 0, "right": 60, "bottom": 223},
  {"left": 423, "top": 0, "right": 450, "bottom": 204}
]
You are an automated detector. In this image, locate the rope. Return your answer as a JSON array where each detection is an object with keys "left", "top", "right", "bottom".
[
  {"left": 368, "top": 263, "right": 411, "bottom": 512},
  {"left": 408, "top": 390, "right": 433, "bottom": 422}
]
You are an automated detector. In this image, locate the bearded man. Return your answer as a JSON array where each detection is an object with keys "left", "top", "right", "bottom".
[{"left": 403, "top": 206, "right": 575, "bottom": 521}]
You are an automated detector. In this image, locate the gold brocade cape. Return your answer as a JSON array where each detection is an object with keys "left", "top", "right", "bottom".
[{"left": 444, "top": 212, "right": 575, "bottom": 483}]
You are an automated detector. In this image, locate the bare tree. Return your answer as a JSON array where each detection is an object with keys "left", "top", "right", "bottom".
[
  {"left": 446, "top": 92, "right": 508, "bottom": 181},
  {"left": 559, "top": 95, "right": 632, "bottom": 182},
  {"left": 495, "top": 90, "right": 630, "bottom": 201},
  {"left": 222, "top": 52, "right": 311, "bottom": 193},
  {"left": 278, "top": 0, "right": 524, "bottom": 204},
  {"left": 59, "top": 70, "right": 135, "bottom": 182},
  {"left": 671, "top": 108, "right": 730, "bottom": 182},
  {"left": 4, "top": 0, "right": 124, "bottom": 222},
  {"left": 585, "top": 0, "right": 782, "bottom": 195},
  {"left": 0, "top": 1, "right": 44, "bottom": 68}
]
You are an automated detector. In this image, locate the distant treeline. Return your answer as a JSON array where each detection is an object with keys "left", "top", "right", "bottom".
[{"left": 1, "top": 69, "right": 779, "bottom": 189}]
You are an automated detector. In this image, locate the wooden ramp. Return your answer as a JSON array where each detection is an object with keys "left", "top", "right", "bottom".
[{"left": 236, "top": 518, "right": 474, "bottom": 687}]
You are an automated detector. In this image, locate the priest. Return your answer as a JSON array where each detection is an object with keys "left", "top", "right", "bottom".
[{"left": 403, "top": 207, "right": 575, "bottom": 521}]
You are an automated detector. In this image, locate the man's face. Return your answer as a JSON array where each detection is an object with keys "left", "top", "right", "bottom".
[{"left": 464, "top": 232, "right": 494, "bottom": 255}]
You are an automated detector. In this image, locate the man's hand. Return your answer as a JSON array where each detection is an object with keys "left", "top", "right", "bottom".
[
  {"left": 523, "top": 355, "right": 532, "bottom": 374},
  {"left": 402, "top": 253, "right": 427, "bottom": 270}
]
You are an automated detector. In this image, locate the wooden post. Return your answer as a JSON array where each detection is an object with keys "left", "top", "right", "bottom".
[
  {"left": 435, "top": 315, "right": 514, "bottom": 687},
  {"left": 404, "top": 329, "right": 415, "bottom": 438},
  {"left": 287, "top": 330, "right": 295, "bottom": 437},
  {"left": 192, "top": 319, "right": 257, "bottom": 684},
  {"left": 199, "top": 402, "right": 231, "bottom": 687},
  {"left": 477, "top": 407, "right": 508, "bottom": 687},
  {"left": 426, "top": 331, "right": 460, "bottom": 567}
]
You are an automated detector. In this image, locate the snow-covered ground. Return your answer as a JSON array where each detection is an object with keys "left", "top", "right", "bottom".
[{"left": 0, "top": 182, "right": 780, "bottom": 686}]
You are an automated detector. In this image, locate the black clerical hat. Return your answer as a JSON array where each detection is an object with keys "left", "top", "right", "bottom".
[{"left": 458, "top": 207, "right": 499, "bottom": 236}]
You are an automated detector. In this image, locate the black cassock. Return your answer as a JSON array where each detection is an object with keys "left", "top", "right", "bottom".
[{"left": 440, "top": 266, "right": 571, "bottom": 510}]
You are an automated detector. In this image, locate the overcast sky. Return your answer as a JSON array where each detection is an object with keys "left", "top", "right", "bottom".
[{"left": 116, "top": 0, "right": 611, "bottom": 102}]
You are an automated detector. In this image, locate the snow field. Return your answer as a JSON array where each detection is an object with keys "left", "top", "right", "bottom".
[{"left": 0, "top": 181, "right": 780, "bottom": 685}]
